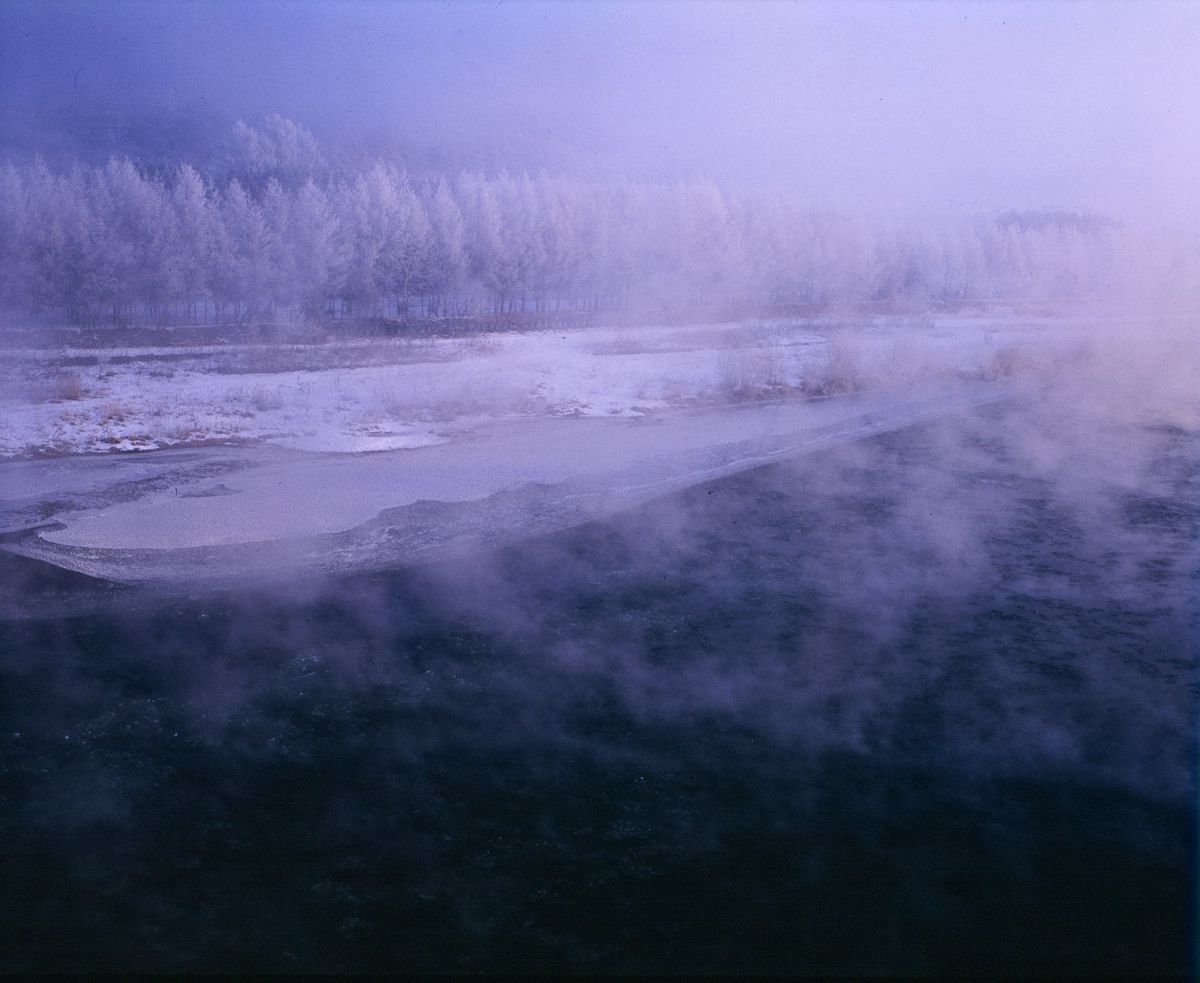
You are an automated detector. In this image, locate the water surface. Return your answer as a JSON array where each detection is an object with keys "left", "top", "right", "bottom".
[{"left": 1, "top": 396, "right": 1195, "bottom": 974}]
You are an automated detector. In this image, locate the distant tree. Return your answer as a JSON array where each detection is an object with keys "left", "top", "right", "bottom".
[
  {"left": 338, "top": 163, "right": 427, "bottom": 317},
  {"left": 22, "top": 163, "right": 99, "bottom": 319},
  {"left": 0, "top": 163, "right": 29, "bottom": 311},
  {"left": 422, "top": 177, "right": 468, "bottom": 314},
  {"left": 214, "top": 179, "right": 275, "bottom": 324},
  {"left": 261, "top": 178, "right": 295, "bottom": 314},
  {"left": 230, "top": 114, "right": 325, "bottom": 188},
  {"left": 377, "top": 167, "right": 434, "bottom": 318},
  {"left": 494, "top": 173, "right": 547, "bottom": 312},
  {"left": 457, "top": 171, "right": 509, "bottom": 311},
  {"left": 0, "top": 144, "right": 1145, "bottom": 329},
  {"left": 170, "top": 163, "right": 218, "bottom": 320},
  {"left": 92, "top": 158, "right": 174, "bottom": 319},
  {"left": 335, "top": 174, "right": 384, "bottom": 316},
  {"left": 289, "top": 179, "right": 345, "bottom": 316},
  {"left": 676, "top": 180, "right": 747, "bottom": 307}
]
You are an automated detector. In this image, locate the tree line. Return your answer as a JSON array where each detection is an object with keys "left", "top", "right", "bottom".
[{"left": 0, "top": 142, "right": 1127, "bottom": 330}]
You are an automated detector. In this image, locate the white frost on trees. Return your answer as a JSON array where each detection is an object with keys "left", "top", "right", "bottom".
[{"left": 0, "top": 142, "right": 1155, "bottom": 329}]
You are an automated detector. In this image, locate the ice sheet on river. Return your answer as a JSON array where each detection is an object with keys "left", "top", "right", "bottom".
[{"left": 2, "top": 384, "right": 1005, "bottom": 584}]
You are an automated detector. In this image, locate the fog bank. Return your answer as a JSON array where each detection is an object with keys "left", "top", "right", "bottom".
[{"left": 2, "top": 1, "right": 1198, "bottom": 221}]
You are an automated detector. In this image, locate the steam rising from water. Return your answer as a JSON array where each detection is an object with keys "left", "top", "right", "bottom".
[
  {"left": 1, "top": 351, "right": 1194, "bottom": 971},
  {"left": 0, "top": 1, "right": 1196, "bottom": 973}
]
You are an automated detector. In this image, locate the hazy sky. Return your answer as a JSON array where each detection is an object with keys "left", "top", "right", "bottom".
[{"left": 2, "top": 0, "right": 1197, "bottom": 218}]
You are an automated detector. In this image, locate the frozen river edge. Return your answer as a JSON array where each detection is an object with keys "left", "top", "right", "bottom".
[{"left": 1, "top": 383, "right": 1007, "bottom": 586}]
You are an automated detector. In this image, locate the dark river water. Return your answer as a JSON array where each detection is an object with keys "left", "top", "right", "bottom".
[{"left": 1, "top": 396, "right": 1196, "bottom": 974}]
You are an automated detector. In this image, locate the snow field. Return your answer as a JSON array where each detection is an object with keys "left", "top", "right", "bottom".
[{"left": 0, "top": 315, "right": 1065, "bottom": 459}]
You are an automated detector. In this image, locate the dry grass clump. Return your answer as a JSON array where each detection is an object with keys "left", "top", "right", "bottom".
[
  {"left": 800, "top": 338, "right": 867, "bottom": 396},
  {"left": 982, "top": 344, "right": 1034, "bottom": 380},
  {"left": 18, "top": 367, "right": 92, "bottom": 403},
  {"left": 249, "top": 385, "right": 286, "bottom": 411},
  {"left": 98, "top": 401, "right": 135, "bottom": 424},
  {"left": 590, "top": 329, "right": 654, "bottom": 356},
  {"left": 53, "top": 370, "right": 84, "bottom": 400},
  {"left": 717, "top": 347, "right": 794, "bottom": 399},
  {"left": 25, "top": 369, "right": 85, "bottom": 402},
  {"left": 377, "top": 376, "right": 540, "bottom": 422},
  {"left": 228, "top": 384, "right": 287, "bottom": 412},
  {"left": 457, "top": 334, "right": 503, "bottom": 357}
]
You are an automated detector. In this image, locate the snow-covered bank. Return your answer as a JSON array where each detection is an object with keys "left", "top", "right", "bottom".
[
  {"left": 0, "top": 314, "right": 1081, "bottom": 460},
  {"left": 3, "top": 383, "right": 1008, "bottom": 584}
]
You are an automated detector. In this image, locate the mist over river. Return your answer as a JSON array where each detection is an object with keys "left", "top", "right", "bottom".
[
  {"left": 1, "top": 387, "right": 1194, "bottom": 975},
  {"left": 3, "top": 1, "right": 1199, "bottom": 973}
]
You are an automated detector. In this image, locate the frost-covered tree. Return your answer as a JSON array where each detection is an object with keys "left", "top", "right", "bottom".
[
  {"left": 337, "top": 163, "right": 425, "bottom": 316},
  {"left": 213, "top": 179, "right": 275, "bottom": 324},
  {"left": 171, "top": 163, "right": 219, "bottom": 318},
  {"left": 0, "top": 162, "right": 29, "bottom": 311},
  {"left": 376, "top": 167, "right": 434, "bottom": 317},
  {"left": 230, "top": 114, "right": 325, "bottom": 187},
  {"left": 457, "top": 171, "right": 510, "bottom": 311},
  {"left": 422, "top": 177, "right": 468, "bottom": 314},
  {"left": 0, "top": 151, "right": 1146, "bottom": 328},
  {"left": 21, "top": 163, "right": 100, "bottom": 319},
  {"left": 289, "top": 179, "right": 345, "bottom": 315},
  {"left": 91, "top": 159, "right": 174, "bottom": 319},
  {"left": 261, "top": 178, "right": 296, "bottom": 313}
]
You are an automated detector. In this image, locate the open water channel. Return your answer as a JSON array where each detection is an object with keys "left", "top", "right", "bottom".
[{"left": 0, "top": 391, "right": 1195, "bottom": 974}]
